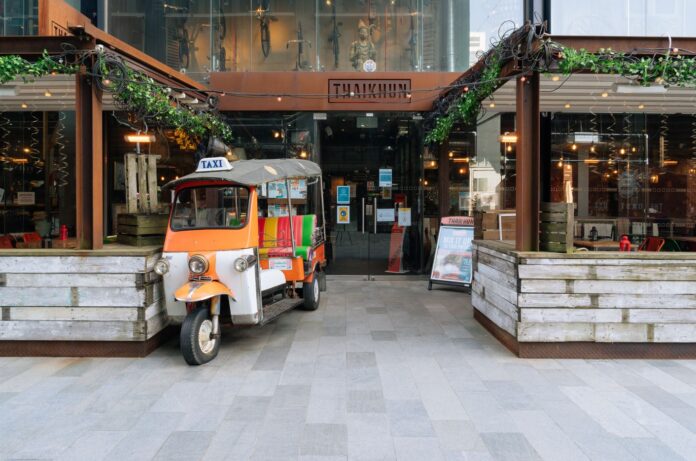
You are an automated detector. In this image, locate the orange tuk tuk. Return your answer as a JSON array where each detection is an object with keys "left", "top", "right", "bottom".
[{"left": 156, "top": 157, "right": 327, "bottom": 365}]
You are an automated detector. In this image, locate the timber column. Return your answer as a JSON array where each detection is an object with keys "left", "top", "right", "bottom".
[
  {"left": 515, "top": 73, "right": 540, "bottom": 251},
  {"left": 75, "top": 62, "right": 104, "bottom": 249}
]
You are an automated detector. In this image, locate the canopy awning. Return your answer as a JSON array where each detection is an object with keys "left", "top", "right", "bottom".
[{"left": 163, "top": 158, "right": 322, "bottom": 190}]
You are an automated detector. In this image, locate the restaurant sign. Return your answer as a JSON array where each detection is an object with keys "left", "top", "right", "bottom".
[{"left": 329, "top": 79, "right": 412, "bottom": 103}]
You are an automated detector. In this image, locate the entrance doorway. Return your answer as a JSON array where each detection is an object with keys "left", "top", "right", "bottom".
[{"left": 319, "top": 113, "right": 423, "bottom": 276}]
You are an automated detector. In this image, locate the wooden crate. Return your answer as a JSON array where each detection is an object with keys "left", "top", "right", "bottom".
[
  {"left": 117, "top": 213, "right": 168, "bottom": 247},
  {"left": 539, "top": 202, "right": 574, "bottom": 253}
]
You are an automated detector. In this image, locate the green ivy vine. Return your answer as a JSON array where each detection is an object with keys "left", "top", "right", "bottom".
[
  {"left": 426, "top": 41, "right": 696, "bottom": 145},
  {"left": 0, "top": 51, "right": 233, "bottom": 144}
]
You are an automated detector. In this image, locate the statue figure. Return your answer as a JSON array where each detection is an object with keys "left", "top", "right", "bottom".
[{"left": 349, "top": 20, "right": 376, "bottom": 71}]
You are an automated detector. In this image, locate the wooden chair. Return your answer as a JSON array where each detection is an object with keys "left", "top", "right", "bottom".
[{"left": 638, "top": 236, "right": 665, "bottom": 252}]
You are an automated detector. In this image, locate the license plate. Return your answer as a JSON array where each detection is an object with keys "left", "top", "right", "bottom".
[{"left": 269, "top": 258, "right": 292, "bottom": 270}]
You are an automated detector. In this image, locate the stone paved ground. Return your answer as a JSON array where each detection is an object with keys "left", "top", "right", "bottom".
[{"left": 2, "top": 281, "right": 696, "bottom": 460}]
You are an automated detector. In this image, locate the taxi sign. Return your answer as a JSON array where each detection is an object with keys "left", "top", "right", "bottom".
[{"left": 196, "top": 157, "right": 233, "bottom": 172}]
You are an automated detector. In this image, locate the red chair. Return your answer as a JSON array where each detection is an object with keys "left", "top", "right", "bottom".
[
  {"left": 638, "top": 236, "right": 665, "bottom": 252},
  {"left": 0, "top": 235, "right": 13, "bottom": 248},
  {"left": 22, "top": 232, "right": 42, "bottom": 248}
]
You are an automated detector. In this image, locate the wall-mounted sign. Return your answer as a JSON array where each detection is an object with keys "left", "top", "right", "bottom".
[
  {"left": 337, "top": 205, "right": 350, "bottom": 224},
  {"left": 328, "top": 79, "right": 412, "bottom": 103},
  {"left": 16, "top": 192, "right": 35, "bottom": 205},
  {"left": 337, "top": 185, "right": 350, "bottom": 204}
]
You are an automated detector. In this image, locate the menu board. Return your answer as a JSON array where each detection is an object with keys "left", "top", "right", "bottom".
[{"left": 429, "top": 217, "right": 474, "bottom": 290}]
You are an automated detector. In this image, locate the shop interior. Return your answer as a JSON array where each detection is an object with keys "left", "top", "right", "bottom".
[{"left": 478, "top": 73, "right": 696, "bottom": 251}]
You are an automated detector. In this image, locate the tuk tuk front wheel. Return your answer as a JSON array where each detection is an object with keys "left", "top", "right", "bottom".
[
  {"left": 301, "top": 275, "right": 320, "bottom": 311},
  {"left": 180, "top": 306, "right": 220, "bottom": 365}
]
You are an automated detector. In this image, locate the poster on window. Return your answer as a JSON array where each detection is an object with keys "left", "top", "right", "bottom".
[
  {"left": 429, "top": 219, "right": 474, "bottom": 288},
  {"left": 337, "top": 205, "right": 350, "bottom": 224},
  {"left": 268, "top": 179, "right": 307, "bottom": 199}
]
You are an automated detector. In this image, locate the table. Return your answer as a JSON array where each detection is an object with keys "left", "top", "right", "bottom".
[{"left": 574, "top": 239, "right": 620, "bottom": 251}]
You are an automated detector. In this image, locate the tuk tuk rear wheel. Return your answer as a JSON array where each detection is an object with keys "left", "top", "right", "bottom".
[
  {"left": 300, "top": 275, "right": 320, "bottom": 311},
  {"left": 180, "top": 306, "right": 220, "bottom": 365}
]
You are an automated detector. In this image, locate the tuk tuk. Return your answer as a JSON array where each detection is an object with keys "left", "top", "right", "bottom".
[{"left": 156, "top": 157, "right": 327, "bottom": 365}]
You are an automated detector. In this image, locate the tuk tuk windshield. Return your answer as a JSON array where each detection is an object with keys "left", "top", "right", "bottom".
[{"left": 171, "top": 186, "right": 249, "bottom": 230}]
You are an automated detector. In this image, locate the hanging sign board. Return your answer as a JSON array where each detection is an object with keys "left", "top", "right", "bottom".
[
  {"left": 337, "top": 185, "right": 351, "bottom": 204},
  {"left": 428, "top": 216, "right": 475, "bottom": 290}
]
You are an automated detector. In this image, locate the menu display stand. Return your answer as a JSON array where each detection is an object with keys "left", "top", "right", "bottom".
[{"left": 428, "top": 216, "right": 474, "bottom": 291}]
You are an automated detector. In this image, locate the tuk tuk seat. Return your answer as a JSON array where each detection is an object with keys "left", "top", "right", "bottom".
[{"left": 258, "top": 215, "right": 316, "bottom": 260}]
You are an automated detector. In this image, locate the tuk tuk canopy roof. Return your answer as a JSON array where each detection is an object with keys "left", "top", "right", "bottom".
[{"left": 163, "top": 158, "right": 322, "bottom": 190}]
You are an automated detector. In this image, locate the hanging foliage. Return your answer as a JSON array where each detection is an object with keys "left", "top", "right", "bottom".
[
  {"left": 425, "top": 23, "right": 696, "bottom": 145},
  {"left": 0, "top": 51, "right": 233, "bottom": 144}
]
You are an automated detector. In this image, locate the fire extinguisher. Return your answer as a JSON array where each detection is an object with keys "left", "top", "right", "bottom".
[{"left": 619, "top": 234, "right": 631, "bottom": 252}]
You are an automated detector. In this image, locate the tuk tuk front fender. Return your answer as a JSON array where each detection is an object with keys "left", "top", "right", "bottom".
[{"left": 174, "top": 281, "right": 236, "bottom": 303}]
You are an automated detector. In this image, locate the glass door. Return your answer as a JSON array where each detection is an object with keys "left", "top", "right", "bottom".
[{"left": 322, "top": 113, "right": 423, "bottom": 276}]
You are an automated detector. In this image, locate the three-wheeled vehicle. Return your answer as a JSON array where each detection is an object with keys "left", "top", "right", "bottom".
[{"left": 155, "top": 157, "right": 327, "bottom": 365}]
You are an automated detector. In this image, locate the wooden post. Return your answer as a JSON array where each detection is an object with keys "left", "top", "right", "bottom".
[
  {"left": 515, "top": 73, "right": 540, "bottom": 251},
  {"left": 75, "top": 61, "right": 103, "bottom": 250}
]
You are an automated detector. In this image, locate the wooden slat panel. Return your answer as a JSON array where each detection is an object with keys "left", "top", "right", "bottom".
[
  {"left": 540, "top": 211, "right": 567, "bottom": 222},
  {"left": 9, "top": 307, "right": 140, "bottom": 321},
  {"left": 520, "top": 279, "right": 567, "bottom": 294},
  {"left": 475, "top": 251, "right": 517, "bottom": 276},
  {"left": 594, "top": 324, "right": 648, "bottom": 342},
  {"left": 125, "top": 154, "right": 138, "bottom": 214},
  {"left": 3, "top": 273, "right": 138, "bottom": 288},
  {"left": 475, "top": 271, "right": 518, "bottom": 305},
  {"left": 472, "top": 292, "right": 517, "bottom": 337},
  {"left": 541, "top": 202, "right": 571, "bottom": 213},
  {"left": 0, "top": 256, "right": 150, "bottom": 273},
  {"left": 137, "top": 155, "right": 148, "bottom": 213},
  {"left": 476, "top": 262, "right": 518, "bottom": 291},
  {"left": 626, "top": 309, "right": 696, "bottom": 324},
  {"left": 654, "top": 324, "right": 696, "bottom": 342},
  {"left": 540, "top": 223, "right": 568, "bottom": 233},
  {"left": 0, "top": 319, "right": 145, "bottom": 341},
  {"left": 520, "top": 308, "right": 622, "bottom": 323},
  {"left": 573, "top": 280, "right": 696, "bottom": 295},
  {"left": 519, "top": 293, "right": 696, "bottom": 309},
  {"left": 539, "top": 242, "right": 568, "bottom": 252},
  {"left": 518, "top": 322, "right": 594, "bottom": 342}
]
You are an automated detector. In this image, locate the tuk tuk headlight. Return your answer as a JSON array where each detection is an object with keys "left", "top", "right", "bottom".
[
  {"left": 188, "top": 255, "right": 209, "bottom": 274},
  {"left": 154, "top": 259, "right": 169, "bottom": 275},
  {"left": 234, "top": 255, "right": 257, "bottom": 272}
]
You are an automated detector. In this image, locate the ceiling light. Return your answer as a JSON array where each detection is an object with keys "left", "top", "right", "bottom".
[
  {"left": 551, "top": 75, "right": 560, "bottom": 82},
  {"left": 44, "top": 90, "right": 52, "bottom": 97},
  {"left": 613, "top": 83, "right": 667, "bottom": 94},
  {"left": 277, "top": 96, "right": 282, "bottom": 102},
  {"left": 571, "top": 144, "right": 577, "bottom": 151},
  {"left": 583, "top": 159, "right": 599, "bottom": 164},
  {"left": 20, "top": 103, "right": 27, "bottom": 109},
  {"left": 601, "top": 92, "right": 608, "bottom": 98},
  {"left": 564, "top": 103, "right": 571, "bottom": 109},
  {"left": 498, "top": 133, "right": 518, "bottom": 143},
  {"left": 638, "top": 104, "right": 645, "bottom": 109},
  {"left": 22, "top": 147, "right": 30, "bottom": 153},
  {"left": 124, "top": 133, "right": 156, "bottom": 143},
  {"left": 489, "top": 102, "right": 496, "bottom": 108}
]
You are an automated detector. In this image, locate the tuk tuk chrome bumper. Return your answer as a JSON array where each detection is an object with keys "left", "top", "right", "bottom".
[{"left": 174, "top": 280, "right": 236, "bottom": 303}]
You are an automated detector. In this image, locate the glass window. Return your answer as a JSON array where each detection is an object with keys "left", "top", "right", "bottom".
[
  {"left": 172, "top": 185, "right": 249, "bottom": 230},
  {"left": 104, "top": 0, "right": 523, "bottom": 75},
  {"left": 0, "top": 0, "right": 38, "bottom": 36},
  {"left": 0, "top": 111, "right": 76, "bottom": 245},
  {"left": 551, "top": 0, "right": 696, "bottom": 37}
]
